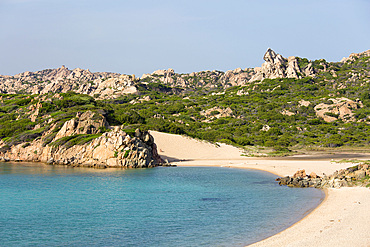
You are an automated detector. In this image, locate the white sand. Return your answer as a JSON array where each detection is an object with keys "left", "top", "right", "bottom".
[
  {"left": 151, "top": 131, "right": 243, "bottom": 161},
  {"left": 250, "top": 187, "right": 370, "bottom": 247},
  {"left": 150, "top": 130, "right": 370, "bottom": 247}
]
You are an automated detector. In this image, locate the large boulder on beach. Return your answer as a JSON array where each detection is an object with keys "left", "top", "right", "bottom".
[
  {"left": 293, "top": 169, "right": 306, "bottom": 178},
  {"left": 309, "top": 172, "right": 318, "bottom": 179},
  {"left": 354, "top": 170, "right": 366, "bottom": 180}
]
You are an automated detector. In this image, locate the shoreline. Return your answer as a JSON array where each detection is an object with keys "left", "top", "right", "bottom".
[
  {"left": 174, "top": 161, "right": 327, "bottom": 246},
  {"left": 3, "top": 130, "right": 369, "bottom": 246},
  {"left": 150, "top": 131, "right": 370, "bottom": 247},
  {"left": 247, "top": 188, "right": 328, "bottom": 246}
]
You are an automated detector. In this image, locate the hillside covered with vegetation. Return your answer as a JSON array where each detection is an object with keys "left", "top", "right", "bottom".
[{"left": 0, "top": 50, "right": 369, "bottom": 156}]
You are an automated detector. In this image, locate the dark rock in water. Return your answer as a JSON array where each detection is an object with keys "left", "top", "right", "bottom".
[
  {"left": 298, "top": 179, "right": 309, "bottom": 188},
  {"left": 201, "top": 198, "right": 222, "bottom": 202},
  {"left": 309, "top": 178, "right": 322, "bottom": 188},
  {"left": 162, "top": 163, "right": 177, "bottom": 167},
  {"left": 278, "top": 176, "right": 291, "bottom": 186},
  {"left": 94, "top": 164, "right": 107, "bottom": 169},
  {"left": 292, "top": 178, "right": 300, "bottom": 187},
  {"left": 80, "top": 163, "right": 94, "bottom": 168}
]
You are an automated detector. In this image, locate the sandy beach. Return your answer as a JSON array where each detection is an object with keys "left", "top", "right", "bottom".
[{"left": 150, "top": 131, "right": 370, "bottom": 247}]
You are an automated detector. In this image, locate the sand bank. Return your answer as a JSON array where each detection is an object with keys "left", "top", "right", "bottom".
[{"left": 150, "top": 131, "right": 370, "bottom": 247}]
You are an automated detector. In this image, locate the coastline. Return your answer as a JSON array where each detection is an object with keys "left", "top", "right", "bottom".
[{"left": 150, "top": 131, "right": 370, "bottom": 247}]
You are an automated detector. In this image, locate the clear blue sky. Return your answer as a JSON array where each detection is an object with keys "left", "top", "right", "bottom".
[{"left": 1, "top": 0, "right": 369, "bottom": 76}]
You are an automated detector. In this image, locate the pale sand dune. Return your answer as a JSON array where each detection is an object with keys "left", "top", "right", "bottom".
[
  {"left": 151, "top": 131, "right": 243, "bottom": 161},
  {"left": 150, "top": 130, "right": 370, "bottom": 247}
]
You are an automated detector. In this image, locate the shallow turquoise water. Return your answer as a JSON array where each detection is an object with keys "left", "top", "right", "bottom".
[{"left": 0, "top": 163, "right": 323, "bottom": 246}]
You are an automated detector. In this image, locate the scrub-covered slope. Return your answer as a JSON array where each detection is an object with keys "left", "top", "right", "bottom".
[{"left": 0, "top": 49, "right": 369, "bottom": 160}]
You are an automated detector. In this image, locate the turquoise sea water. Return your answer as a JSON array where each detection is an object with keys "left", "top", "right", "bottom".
[{"left": 0, "top": 163, "right": 324, "bottom": 247}]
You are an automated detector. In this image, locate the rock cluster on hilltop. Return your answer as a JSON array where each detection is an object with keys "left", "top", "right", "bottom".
[
  {"left": 0, "top": 66, "right": 137, "bottom": 99},
  {"left": 140, "top": 67, "right": 255, "bottom": 89},
  {"left": 0, "top": 48, "right": 340, "bottom": 95},
  {"left": 340, "top": 49, "right": 370, "bottom": 63},
  {"left": 138, "top": 48, "right": 325, "bottom": 88},
  {"left": 277, "top": 163, "right": 370, "bottom": 188},
  {"left": 250, "top": 48, "right": 316, "bottom": 82},
  {"left": 0, "top": 110, "right": 164, "bottom": 168}
]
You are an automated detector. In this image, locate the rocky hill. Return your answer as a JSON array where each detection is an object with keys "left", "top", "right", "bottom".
[
  {"left": 0, "top": 48, "right": 328, "bottom": 97},
  {"left": 0, "top": 48, "right": 369, "bottom": 159},
  {"left": 2, "top": 48, "right": 365, "bottom": 96},
  {"left": 135, "top": 48, "right": 325, "bottom": 89},
  {"left": 250, "top": 48, "right": 317, "bottom": 81},
  {"left": 0, "top": 109, "right": 163, "bottom": 168},
  {"left": 0, "top": 66, "right": 137, "bottom": 99}
]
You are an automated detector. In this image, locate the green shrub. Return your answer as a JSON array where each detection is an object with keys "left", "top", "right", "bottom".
[
  {"left": 124, "top": 150, "right": 130, "bottom": 158},
  {"left": 324, "top": 112, "right": 339, "bottom": 118},
  {"left": 51, "top": 134, "right": 101, "bottom": 149}
]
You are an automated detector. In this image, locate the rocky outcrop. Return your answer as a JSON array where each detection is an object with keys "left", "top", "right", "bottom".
[
  {"left": 54, "top": 111, "right": 109, "bottom": 140},
  {"left": 0, "top": 111, "right": 164, "bottom": 168},
  {"left": 277, "top": 164, "right": 370, "bottom": 188},
  {"left": 140, "top": 68, "right": 255, "bottom": 89},
  {"left": 250, "top": 48, "right": 317, "bottom": 82},
  {"left": 200, "top": 106, "right": 233, "bottom": 121},
  {"left": 0, "top": 66, "right": 137, "bottom": 99},
  {"left": 314, "top": 97, "right": 363, "bottom": 122},
  {"left": 218, "top": 68, "right": 255, "bottom": 87},
  {"left": 46, "top": 127, "right": 164, "bottom": 168},
  {"left": 280, "top": 109, "right": 295, "bottom": 116},
  {"left": 1, "top": 49, "right": 367, "bottom": 95},
  {"left": 341, "top": 50, "right": 370, "bottom": 63},
  {"left": 29, "top": 101, "right": 42, "bottom": 122},
  {"left": 299, "top": 99, "right": 311, "bottom": 107},
  {"left": 142, "top": 68, "right": 177, "bottom": 85}
]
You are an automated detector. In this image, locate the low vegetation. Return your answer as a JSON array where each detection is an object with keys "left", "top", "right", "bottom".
[{"left": 0, "top": 53, "right": 369, "bottom": 155}]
